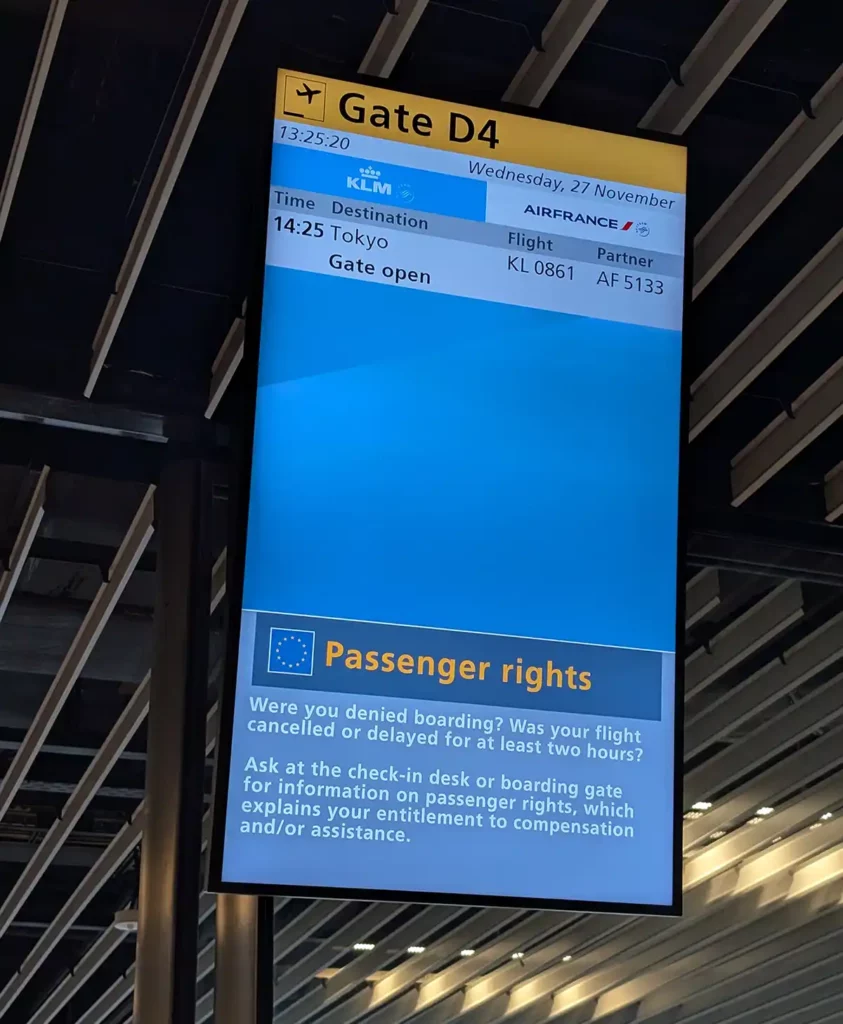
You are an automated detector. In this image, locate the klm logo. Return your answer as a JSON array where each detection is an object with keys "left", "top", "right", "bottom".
[{"left": 347, "top": 165, "right": 392, "bottom": 195}]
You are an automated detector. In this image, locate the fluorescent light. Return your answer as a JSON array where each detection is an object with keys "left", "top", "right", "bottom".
[
  {"left": 771, "top": 835, "right": 782, "bottom": 844},
  {"left": 821, "top": 812, "right": 833, "bottom": 821},
  {"left": 407, "top": 946, "right": 426, "bottom": 954},
  {"left": 748, "top": 817, "right": 764, "bottom": 825},
  {"left": 684, "top": 811, "right": 703, "bottom": 820},
  {"left": 691, "top": 801, "right": 712, "bottom": 811},
  {"left": 810, "top": 822, "right": 824, "bottom": 831},
  {"left": 511, "top": 952, "right": 525, "bottom": 960},
  {"left": 756, "top": 806, "right": 775, "bottom": 816},
  {"left": 353, "top": 943, "right": 375, "bottom": 952},
  {"left": 460, "top": 949, "right": 476, "bottom": 957},
  {"left": 710, "top": 830, "right": 726, "bottom": 839},
  {"left": 562, "top": 954, "right": 572, "bottom": 962}
]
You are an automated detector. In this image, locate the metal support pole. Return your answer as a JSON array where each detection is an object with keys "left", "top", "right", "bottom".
[
  {"left": 134, "top": 461, "right": 211, "bottom": 1023},
  {"left": 216, "top": 895, "right": 259, "bottom": 1021},
  {"left": 257, "top": 897, "right": 276, "bottom": 1024}
]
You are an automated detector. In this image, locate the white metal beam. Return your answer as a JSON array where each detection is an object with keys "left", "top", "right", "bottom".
[
  {"left": 684, "top": 580, "right": 803, "bottom": 701},
  {"left": 275, "top": 906, "right": 466, "bottom": 1024},
  {"left": 15, "top": 569, "right": 225, "bottom": 1024},
  {"left": 685, "top": 672, "right": 843, "bottom": 807},
  {"left": 684, "top": 608, "right": 843, "bottom": 760},
  {"left": 0, "top": 674, "right": 149, "bottom": 941},
  {"left": 310, "top": 910, "right": 521, "bottom": 1024},
  {"left": 27, "top": 926, "right": 128, "bottom": 1024},
  {"left": 618, "top": 913, "right": 843, "bottom": 1024},
  {"left": 376, "top": 915, "right": 612, "bottom": 1024},
  {"left": 0, "top": 807, "right": 145, "bottom": 1018},
  {"left": 359, "top": 0, "right": 429, "bottom": 78},
  {"left": 683, "top": 720, "right": 843, "bottom": 849},
  {"left": 272, "top": 903, "right": 410, "bottom": 1007},
  {"left": 639, "top": 0, "right": 790, "bottom": 135},
  {"left": 731, "top": 355, "right": 843, "bottom": 505},
  {"left": 824, "top": 460, "right": 843, "bottom": 522},
  {"left": 684, "top": 569, "right": 720, "bottom": 629},
  {"left": 690, "top": 227, "right": 843, "bottom": 439},
  {"left": 0, "top": 1, "right": 69, "bottom": 242},
  {"left": 205, "top": 308, "right": 245, "bottom": 419},
  {"left": 502, "top": 0, "right": 611, "bottom": 108},
  {"left": 509, "top": 844, "right": 843, "bottom": 1024},
  {"left": 273, "top": 901, "right": 350, "bottom": 966},
  {"left": 85, "top": 0, "right": 250, "bottom": 397},
  {"left": 694, "top": 64, "right": 843, "bottom": 296},
  {"left": 210, "top": 547, "right": 227, "bottom": 613},
  {"left": 0, "top": 484, "right": 154, "bottom": 822},
  {"left": 0, "top": 465, "right": 49, "bottom": 623},
  {"left": 573, "top": 857, "right": 843, "bottom": 1024}
]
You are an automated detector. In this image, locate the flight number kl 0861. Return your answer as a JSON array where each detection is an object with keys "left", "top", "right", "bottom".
[{"left": 507, "top": 256, "right": 574, "bottom": 280}]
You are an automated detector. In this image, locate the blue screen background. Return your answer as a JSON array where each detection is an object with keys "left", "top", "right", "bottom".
[{"left": 244, "top": 267, "right": 680, "bottom": 652}]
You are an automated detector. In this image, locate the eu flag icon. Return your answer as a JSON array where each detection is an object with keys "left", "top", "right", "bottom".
[{"left": 267, "top": 628, "right": 315, "bottom": 676}]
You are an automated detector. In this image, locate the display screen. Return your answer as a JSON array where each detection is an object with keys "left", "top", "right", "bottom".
[{"left": 211, "top": 69, "right": 686, "bottom": 912}]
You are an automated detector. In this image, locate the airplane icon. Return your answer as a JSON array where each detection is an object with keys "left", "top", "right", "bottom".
[
  {"left": 296, "top": 84, "right": 322, "bottom": 104},
  {"left": 282, "top": 74, "right": 327, "bottom": 122}
]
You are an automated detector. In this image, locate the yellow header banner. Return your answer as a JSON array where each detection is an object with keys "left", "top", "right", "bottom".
[{"left": 276, "top": 69, "right": 686, "bottom": 195}]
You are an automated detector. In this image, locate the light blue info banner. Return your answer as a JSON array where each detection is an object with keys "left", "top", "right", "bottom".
[{"left": 220, "top": 138, "right": 682, "bottom": 908}]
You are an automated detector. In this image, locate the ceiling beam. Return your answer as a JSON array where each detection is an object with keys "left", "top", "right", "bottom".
[
  {"left": 0, "top": 807, "right": 144, "bottom": 1019},
  {"left": 302, "top": 910, "right": 523, "bottom": 1024},
  {"left": 690, "top": 226, "right": 843, "bottom": 440},
  {"left": 639, "top": 0, "right": 790, "bottom": 135},
  {"left": 358, "top": 0, "right": 429, "bottom": 78},
  {"left": 0, "top": 465, "right": 48, "bottom": 624},
  {"left": 683, "top": 720, "right": 843, "bottom": 849},
  {"left": 684, "top": 569, "right": 720, "bottom": 629},
  {"left": 27, "top": 925, "right": 128, "bottom": 1024},
  {"left": 272, "top": 903, "right": 409, "bottom": 1005},
  {"left": 685, "top": 672, "right": 843, "bottom": 807},
  {"left": 824, "top": 461, "right": 843, "bottom": 522},
  {"left": 0, "top": 386, "right": 169, "bottom": 443},
  {"left": 685, "top": 608, "right": 843, "bottom": 760},
  {"left": 619, "top": 914, "right": 843, "bottom": 1024},
  {"left": 731, "top": 355, "right": 843, "bottom": 506},
  {"left": 694, "top": 64, "right": 843, "bottom": 296},
  {"left": 502, "top": 0, "right": 611, "bottom": 108},
  {"left": 684, "top": 580, "right": 803, "bottom": 701},
  {"left": 0, "top": 675, "right": 149, "bottom": 943},
  {"left": 0, "top": 485, "right": 154, "bottom": 822},
  {"left": 85, "top": 0, "right": 250, "bottom": 398},
  {"left": 206, "top": 310, "right": 245, "bottom": 419},
  {"left": 0, "top": 0, "right": 69, "bottom": 242},
  {"left": 274, "top": 906, "right": 466, "bottom": 1024}
]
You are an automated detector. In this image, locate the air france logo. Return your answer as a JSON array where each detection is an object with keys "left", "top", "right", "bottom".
[
  {"left": 347, "top": 165, "right": 391, "bottom": 195},
  {"left": 524, "top": 205, "right": 647, "bottom": 233}
]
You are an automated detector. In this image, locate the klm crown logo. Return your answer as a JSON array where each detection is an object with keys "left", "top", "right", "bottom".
[
  {"left": 347, "top": 164, "right": 391, "bottom": 195},
  {"left": 268, "top": 628, "right": 315, "bottom": 676}
]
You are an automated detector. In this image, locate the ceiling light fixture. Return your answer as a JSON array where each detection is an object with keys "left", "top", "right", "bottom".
[
  {"left": 821, "top": 812, "right": 834, "bottom": 821},
  {"left": 407, "top": 946, "right": 426, "bottom": 954},
  {"left": 810, "top": 822, "right": 824, "bottom": 831},
  {"left": 460, "top": 949, "right": 476, "bottom": 957},
  {"left": 756, "top": 806, "right": 775, "bottom": 816},
  {"left": 684, "top": 811, "right": 703, "bottom": 820},
  {"left": 691, "top": 801, "right": 712, "bottom": 811},
  {"left": 562, "top": 955, "right": 572, "bottom": 962},
  {"left": 710, "top": 829, "right": 726, "bottom": 839},
  {"left": 113, "top": 909, "right": 139, "bottom": 933},
  {"left": 748, "top": 816, "right": 764, "bottom": 825},
  {"left": 353, "top": 942, "right": 375, "bottom": 952},
  {"left": 511, "top": 952, "right": 525, "bottom": 960}
]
